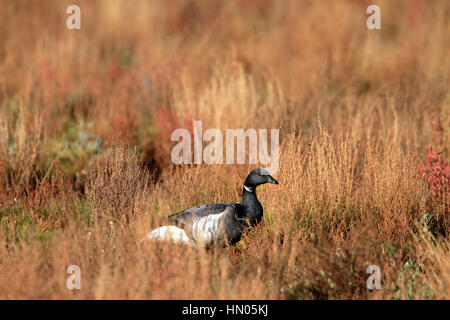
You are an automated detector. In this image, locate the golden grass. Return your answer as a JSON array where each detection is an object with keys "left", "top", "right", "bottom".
[{"left": 0, "top": 0, "right": 448, "bottom": 299}]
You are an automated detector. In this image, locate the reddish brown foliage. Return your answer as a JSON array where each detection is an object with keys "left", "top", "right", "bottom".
[{"left": 418, "top": 146, "right": 450, "bottom": 213}]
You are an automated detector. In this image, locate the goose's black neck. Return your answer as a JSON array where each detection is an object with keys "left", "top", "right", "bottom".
[{"left": 240, "top": 185, "right": 263, "bottom": 224}]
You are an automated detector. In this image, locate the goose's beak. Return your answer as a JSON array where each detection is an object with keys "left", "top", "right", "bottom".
[{"left": 267, "top": 175, "right": 279, "bottom": 185}]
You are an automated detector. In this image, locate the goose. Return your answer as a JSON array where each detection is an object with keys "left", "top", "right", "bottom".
[{"left": 141, "top": 168, "right": 279, "bottom": 247}]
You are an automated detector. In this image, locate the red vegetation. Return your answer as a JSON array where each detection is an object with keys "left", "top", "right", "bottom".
[{"left": 418, "top": 146, "right": 450, "bottom": 213}]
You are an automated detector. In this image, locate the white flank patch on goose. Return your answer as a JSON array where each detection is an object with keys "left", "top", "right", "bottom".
[
  {"left": 141, "top": 226, "right": 190, "bottom": 244},
  {"left": 191, "top": 211, "right": 225, "bottom": 244}
]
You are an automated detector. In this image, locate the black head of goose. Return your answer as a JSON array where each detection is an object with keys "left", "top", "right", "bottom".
[{"left": 142, "top": 168, "right": 278, "bottom": 247}]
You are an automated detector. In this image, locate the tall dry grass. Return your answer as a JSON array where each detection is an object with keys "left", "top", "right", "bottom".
[{"left": 0, "top": 0, "right": 448, "bottom": 299}]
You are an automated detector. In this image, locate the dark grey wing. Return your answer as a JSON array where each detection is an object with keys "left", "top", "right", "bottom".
[
  {"left": 168, "top": 203, "right": 238, "bottom": 245},
  {"left": 169, "top": 203, "right": 234, "bottom": 222}
]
